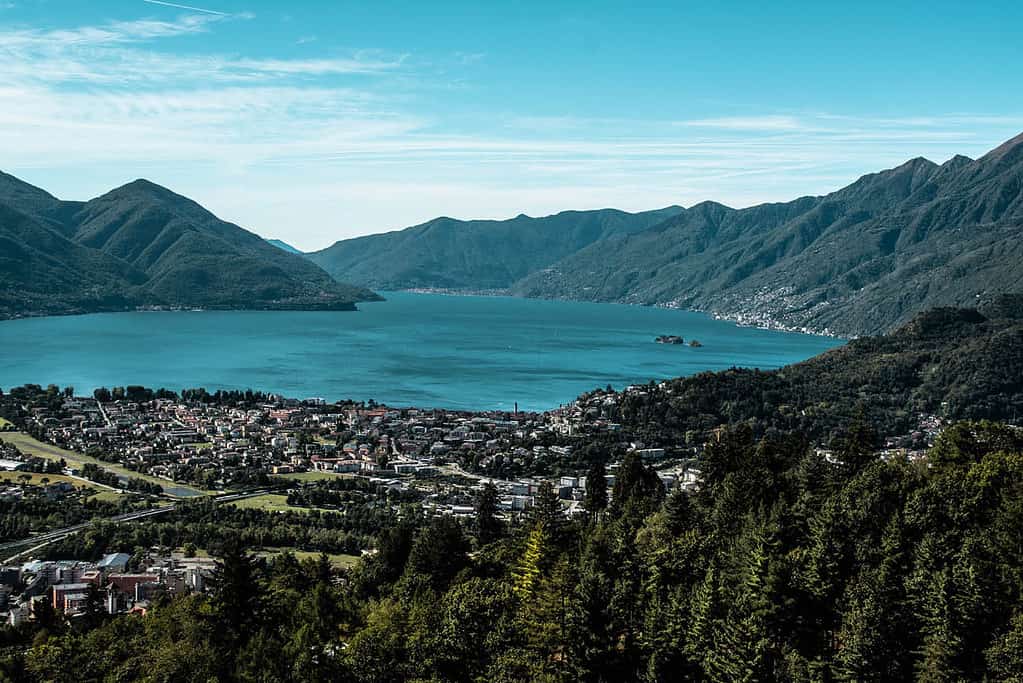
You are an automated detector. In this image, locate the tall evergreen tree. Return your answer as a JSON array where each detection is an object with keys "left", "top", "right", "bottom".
[
  {"left": 583, "top": 460, "right": 608, "bottom": 519},
  {"left": 208, "top": 537, "right": 261, "bottom": 641},
  {"left": 475, "top": 481, "right": 502, "bottom": 546},
  {"left": 611, "top": 451, "right": 664, "bottom": 526},
  {"left": 531, "top": 481, "right": 563, "bottom": 537},
  {"left": 405, "top": 515, "right": 470, "bottom": 590}
]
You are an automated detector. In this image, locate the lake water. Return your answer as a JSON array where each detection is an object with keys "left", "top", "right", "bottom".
[{"left": 0, "top": 292, "right": 841, "bottom": 411}]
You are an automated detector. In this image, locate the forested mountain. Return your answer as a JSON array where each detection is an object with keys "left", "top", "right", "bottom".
[
  {"left": 518, "top": 133, "right": 1023, "bottom": 336},
  {"left": 310, "top": 133, "right": 1023, "bottom": 336},
  {"left": 0, "top": 174, "right": 379, "bottom": 318},
  {"left": 614, "top": 300, "right": 1023, "bottom": 447},
  {"left": 306, "top": 207, "right": 684, "bottom": 290}
]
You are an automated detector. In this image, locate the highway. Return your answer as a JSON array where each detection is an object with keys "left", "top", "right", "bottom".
[{"left": 0, "top": 489, "right": 271, "bottom": 562}]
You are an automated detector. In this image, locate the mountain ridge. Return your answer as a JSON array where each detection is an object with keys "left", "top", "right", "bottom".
[
  {"left": 0, "top": 176, "right": 380, "bottom": 319},
  {"left": 309, "top": 133, "right": 1023, "bottom": 336},
  {"left": 306, "top": 206, "right": 686, "bottom": 291}
]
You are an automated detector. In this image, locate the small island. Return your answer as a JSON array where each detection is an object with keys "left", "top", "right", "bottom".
[
  {"left": 655, "top": 335, "right": 685, "bottom": 345},
  {"left": 654, "top": 335, "right": 702, "bottom": 347}
]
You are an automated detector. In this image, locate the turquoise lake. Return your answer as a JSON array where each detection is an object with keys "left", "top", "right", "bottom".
[{"left": 0, "top": 292, "right": 842, "bottom": 411}]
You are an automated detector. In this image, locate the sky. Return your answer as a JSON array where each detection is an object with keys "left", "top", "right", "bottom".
[{"left": 1, "top": 1, "right": 1022, "bottom": 250}]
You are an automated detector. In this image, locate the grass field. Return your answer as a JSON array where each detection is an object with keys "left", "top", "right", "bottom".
[
  {"left": 0, "top": 432, "right": 209, "bottom": 498},
  {"left": 0, "top": 417, "right": 13, "bottom": 430},
  {"left": 226, "top": 493, "right": 338, "bottom": 515},
  {"left": 256, "top": 547, "right": 361, "bottom": 569},
  {"left": 274, "top": 471, "right": 355, "bottom": 483},
  {"left": 88, "top": 490, "right": 125, "bottom": 503},
  {"left": 170, "top": 546, "right": 358, "bottom": 569},
  {"left": 0, "top": 471, "right": 91, "bottom": 488}
]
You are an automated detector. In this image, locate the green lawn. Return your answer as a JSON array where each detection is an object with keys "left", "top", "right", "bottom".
[
  {"left": 88, "top": 490, "right": 126, "bottom": 503},
  {"left": 256, "top": 547, "right": 361, "bottom": 569},
  {"left": 226, "top": 493, "right": 337, "bottom": 515},
  {"left": 274, "top": 470, "right": 355, "bottom": 483},
  {"left": 0, "top": 432, "right": 209, "bottom": 498},
  {"left": 0, "top": 417, "right": 13, "bottom": 430},
  {"left": 171, "top": 545, "right": 358, "bottom": 569},
  {"left": 0, "top": 470, "right": 93, "bottom": 489}
]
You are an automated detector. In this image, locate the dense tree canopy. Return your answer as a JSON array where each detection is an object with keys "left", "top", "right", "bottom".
[{"left": 4, "top": 419, "right": 1022, "bottom": 681}]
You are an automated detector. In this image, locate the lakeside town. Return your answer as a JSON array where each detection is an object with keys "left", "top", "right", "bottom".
[
  {"left": 2, "top": 384, "right": 706, "bottom": 508},
  {"left": 0, "top": 382, "right": 955, "bottom": 626}
]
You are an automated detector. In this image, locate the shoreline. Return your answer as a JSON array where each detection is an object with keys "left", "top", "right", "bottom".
[
  {"left": 395, "top": 287, "right": 844, "bottom": 339},
  {"left": 3, "top": 287, "right": 843, "bottom": 339},
  {"left": 0, "top": 301, "right": 365, "bottom": 323}
]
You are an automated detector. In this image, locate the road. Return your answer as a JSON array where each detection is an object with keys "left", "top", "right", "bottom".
[
  {"left": 439, "top": 463, "right": 520, "bottom": 487},
  {"left": 0, "top": 489, "right": 271, "bottom": 562},
  {"left": 0, "top": 431, "right": 207, "bottom": 498}
]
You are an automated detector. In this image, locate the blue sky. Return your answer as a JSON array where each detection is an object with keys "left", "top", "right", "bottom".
[{"left": 1, "top": 0, "right": 1022, "bottom": 249}]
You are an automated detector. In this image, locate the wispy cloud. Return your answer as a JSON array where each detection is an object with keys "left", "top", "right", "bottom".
[
  {"left": 0, "top": 10, "right": 1019, "bottom": 248},
  {"left": 0, "top": 13, "right": 402, "bottom": 86},
  {"left": 142, "top": 0, "right": 229, "bottom": 17},
  {"left": 675, "top": 115, "right": 804, "bottom": 131},
  {"left": 0, "top": 15, "right": 218, "bottom": 50}
]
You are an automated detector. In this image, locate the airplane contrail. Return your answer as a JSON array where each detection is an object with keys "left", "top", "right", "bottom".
[{"left": 142, "top": 0, "right": 229, "bottom": 16}]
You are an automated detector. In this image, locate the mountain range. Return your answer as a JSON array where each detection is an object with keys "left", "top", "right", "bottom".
[
  {"left": 0, "top": 174, "right": 379, "bottom": 319},
  {"left": 3, "top": 132, "right": 1021, "bottom": 334},
  {"left": 309, "top": 132, "right": 1023, "bottom": 336},
  {"left": 306, "top": 207, "right": 684, "bottom": 291}
]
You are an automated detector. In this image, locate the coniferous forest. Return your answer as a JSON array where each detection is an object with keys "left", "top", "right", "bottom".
[{"left": 4, "top": 415, "right": 1023, "bottom": 679}]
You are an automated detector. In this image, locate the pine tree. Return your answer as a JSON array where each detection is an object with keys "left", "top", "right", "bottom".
[
  {"left": 514, "top": 523, "right": 551, "bottom": 599},
  {"left": 209, "top": 536, "right": 261, "bottom": 642},
  {"left": 405, "top": 515, "right": 470, "bottom": 590},
  {"left": 686, "top": 564, "right": 722, "bottom": 676},
  {"left": 583, "top": 460, "right": 608, "bottom": 519},
  {"left": 706, "top": 524, "right": 780, "bottom": 683},
  {"left": 569, "top": 524, "right": 619, "bottom": 682},
  {"left": 531, "top": 480, "right": 563, "bottom": 533},
  {"left": 835, "top": 406, "right": 879, "bottom": 476},
  {"left": 986, "top": 611, "right": 1023, "bottom": 679},
  {"left": 914, "top": 568, "right": 960, "bottom": 683},
  {"left": 611, "top": 451, "right": 665, "bottom": 526},
  {"left": 475, "top": 481, "right": 502, "bottom": 546}
]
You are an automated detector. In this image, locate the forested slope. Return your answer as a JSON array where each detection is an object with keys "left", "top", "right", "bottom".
[{"left": 0, "top": 174, "right": 378, "bottom": 318}]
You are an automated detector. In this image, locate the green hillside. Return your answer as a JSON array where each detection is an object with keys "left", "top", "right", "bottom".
[
  {"left": 514, "top": 135, "right": 1023, "bottom": 335},
  {"left": 308, "top": 133, "right": 1023, "bottom": 337},
  {"left": 0, "top": 175, "right": 379, "bottom": 318},
  {"left": 307, "top": 206, "right": 684, "bottom": 290}
]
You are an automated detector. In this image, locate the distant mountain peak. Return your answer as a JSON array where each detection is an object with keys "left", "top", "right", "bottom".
[
  {"left": 943, "top": 154, "right": 973, "bottom": 167},
  {"left": 688, "top": 200, "right": 733, "bottom": 213},
  {"left": 267, "top": 239, "right": 303, "bottom": 255},
  {"left": 104, "top": 178, "right": 184, "bottom": 201},
  {"left": 901, "top": 155, "right": 938, "bottom": 169}
]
